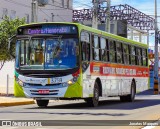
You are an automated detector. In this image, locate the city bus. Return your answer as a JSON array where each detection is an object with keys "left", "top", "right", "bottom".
[{"left": 9, "top": 22, "right": 149, "bottom": 107}]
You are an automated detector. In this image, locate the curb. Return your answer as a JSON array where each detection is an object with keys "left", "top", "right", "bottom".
[
  {"left": 0, "top": 101, "right": 35, "bottom": 107},
  {"left": 0, "top": 93, "right": 14, "bottom": 96}
]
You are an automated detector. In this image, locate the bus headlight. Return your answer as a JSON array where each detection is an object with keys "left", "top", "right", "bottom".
[
  {"left": 18, "top": 80, "right": 24, "bottom": 87},
  {"left": 68, "top": 80, "right": 73, "bottom": 85},
  {"left": 67, "top": 77, "right": 78, "bottom": 86}
]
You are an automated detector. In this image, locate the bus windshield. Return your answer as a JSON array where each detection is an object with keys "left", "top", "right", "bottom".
[{"left": 16, "top": 37, "right": 79, "bottom": 70}]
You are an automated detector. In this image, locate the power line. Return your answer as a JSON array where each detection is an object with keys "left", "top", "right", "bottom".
[{"left": 39, "top": 9, "right": 51, "bottom": 19}]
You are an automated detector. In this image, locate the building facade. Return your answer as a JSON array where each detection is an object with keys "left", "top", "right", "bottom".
[
  {"left": 0, "top": 0, "right": 73, "bottom": 22},
  {"left": 0, "top": 0, "right": 73, "bottom": 94}
]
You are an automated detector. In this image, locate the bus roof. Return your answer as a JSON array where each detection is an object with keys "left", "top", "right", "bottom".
[{"left": 18, "top": 22, "right": 148, "bottom": 48}]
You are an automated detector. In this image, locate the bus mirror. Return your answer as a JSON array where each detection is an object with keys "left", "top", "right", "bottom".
[{"left": 8, "top": 35, "right": 16, "bottom": 58}]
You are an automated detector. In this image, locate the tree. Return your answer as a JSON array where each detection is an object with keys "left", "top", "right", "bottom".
[{"left": 0, "top": 16, "right": 25, "bottom": 70}]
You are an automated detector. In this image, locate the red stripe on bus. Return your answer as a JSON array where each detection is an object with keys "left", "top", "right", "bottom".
[{"left": 90, "top": 62, "right": 149, "bottom": 77}]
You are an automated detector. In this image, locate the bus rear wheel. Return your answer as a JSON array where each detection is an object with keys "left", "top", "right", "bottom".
[
  {"left": 36, "top": 100, "right": 49, "bottom": 107},
  {"left": 127, "top": 81, "right": 136, "bottom": 102},
  {"left": 85, "top": 82, "right": 99, "bottom": 107},
  {"left": 120, "top": 81, "right": 136, "bottom": 102}
]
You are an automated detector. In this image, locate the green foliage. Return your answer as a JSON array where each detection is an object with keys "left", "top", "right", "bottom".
[{"left": 0, "top": 16, "right": 25, "bottom": 61}]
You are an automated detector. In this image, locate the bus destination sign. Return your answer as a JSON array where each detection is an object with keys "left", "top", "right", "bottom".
[{"left": 19, "top": 25, "right": 77, "bottom": 35}]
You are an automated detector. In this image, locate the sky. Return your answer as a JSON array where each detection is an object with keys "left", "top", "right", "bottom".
[{"left": 73, "top": 0, "right": 160, "bottom": 46}]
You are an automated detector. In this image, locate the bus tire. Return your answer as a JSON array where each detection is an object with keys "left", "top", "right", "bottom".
[
  {"left": 36, "top": 100, "right": 49, "bottom": 107},
  {"left": 127, "top": 81, "right": 136, "bottom": 102},
  {"left": 85, "top": 82, "right": 99, "bottom": 107}
]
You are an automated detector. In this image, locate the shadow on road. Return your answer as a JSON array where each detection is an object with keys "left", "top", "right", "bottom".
[
  {"left": 5, "top": 98, "right": 158, "bottom": 117},
  {"left": 24, "top": 89, "right": 160, "bottom": 111},
  {"left": 136, "top": 89, "right": 155, "bottom": 95}
]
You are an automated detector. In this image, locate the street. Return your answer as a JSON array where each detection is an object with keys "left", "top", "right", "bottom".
[{"left": 0, "top": 90, "right": 160, "bottom": 129}]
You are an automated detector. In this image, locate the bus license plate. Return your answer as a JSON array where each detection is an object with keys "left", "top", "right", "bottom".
[
  {"left": 38, "top": 90, "right": 49, "bottom": 94},
  {"left": 51, "top": 78, "right": 62, "bottom": 84}
]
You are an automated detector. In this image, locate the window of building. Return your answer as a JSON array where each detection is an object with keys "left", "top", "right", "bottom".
[
  {"left": 116, "top": 42, "right": 122, "bottom": 64},
  {"left": 52, "top": 0, "right": 54, "bottom": 4},
  {"left": 10, "top": 10, "right": 16, "bottom": 20},
  {"left": 123, "top": 44, "right": 130, "bottom": 65},
  {"left": 2, "top": 8, "right": 8, "bottom": 18},
  {"left": 62, "top": 0, "right": 64, "bottom": 7},
  {"left": 67, "top": 0, "right": 70, "bottom": 8},
  {"left": 109, "top": 40, "right": 116, "bottom": 63}
]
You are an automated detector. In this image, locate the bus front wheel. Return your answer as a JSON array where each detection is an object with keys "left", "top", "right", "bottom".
[
  {"left": 85, "top": 82, "right": 99, "bottom": 107},
  {"left": 36, "top": 100, "right": 49, "bottom": 107}
]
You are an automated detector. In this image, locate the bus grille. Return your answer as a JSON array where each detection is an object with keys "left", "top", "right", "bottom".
[
  {"left": 27, "top": 83, "right": 61, "bottom": 86},
  {"left": 30, "top": 89, "right": 59, "bottom": 95}
]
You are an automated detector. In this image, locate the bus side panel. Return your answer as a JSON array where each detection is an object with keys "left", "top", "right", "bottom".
[
  {"left": 135, "top": 77, "right": 149, "bottom": 93},
  {"left": 14, "top": 80, "right": 26, "bottom": 97},
  {"left": 64, "top": 76, "right": 83, "bottom": 98}
]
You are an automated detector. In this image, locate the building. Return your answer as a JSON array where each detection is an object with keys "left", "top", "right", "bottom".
[
  {"left": 0, "top": 0, "right": 73, "bottom": 22},
  {"left": 0, "top": 0, "right": 73, "bottom": 94}
]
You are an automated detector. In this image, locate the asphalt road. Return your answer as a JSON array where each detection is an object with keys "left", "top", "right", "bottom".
[{"left": 0, "top": 90, "right": 160, "bottom": 129}]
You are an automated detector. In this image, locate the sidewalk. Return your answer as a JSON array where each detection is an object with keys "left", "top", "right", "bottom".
[{"left": 0, "top": 96, "right": 35, "bottom": 107}]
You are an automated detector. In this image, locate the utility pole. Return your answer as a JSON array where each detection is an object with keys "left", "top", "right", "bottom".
[
  {"left": 106, "top": 0, "right": 110, "bottom": 32},
  {"left": 92, "top": 0, "right": 99, "bottom": 29},
  {"left": 154, "top": 0, "right": 159, "bottom": 79},
  {"left": 31, "top": 0, "right": 38, "bottom": 22}
]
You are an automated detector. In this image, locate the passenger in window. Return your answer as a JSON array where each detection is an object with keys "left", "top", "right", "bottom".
[
  {"left": 53, "top": 46, "right": 62, "bottom": 58},
  {"left": 35, "top": 42, "right": 43, "bottom": 64},
  {"left": 72, "top": 41, "right": 79, "bottom": 56}
]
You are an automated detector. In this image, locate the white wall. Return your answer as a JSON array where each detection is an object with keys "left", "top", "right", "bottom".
[
  {"left": 0, "top": 61, "right": 14, "bottom": 94},
  {"left": 0, "top": 0, "right": 73, "bottom": 22}
]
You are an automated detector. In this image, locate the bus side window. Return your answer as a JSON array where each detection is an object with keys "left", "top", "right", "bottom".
[
  {"left": 116, "top": 42, "right": 122, "bottom": 64},
  {"left": 100, "top": 37, "right": 108, "bottom": 62},
  {"left": 142, "top": 48, "right": 147, "bottom": 66},
  {"left": 81, "top": 42, "right": 90, "bottom": 61},
  {"left": 146, "top": 49, "right": 148, "bottom": 66},
  {"left": 81, "top": 31, "right": 90, "bottom": 61},
  {"left": 130, "top": 46, "right": 136, "bottom": 65},
  {"left": 136, "top": 47, "right": 142, "bottom": 66},
  {"left": 92, "top": 35, "right": 100, "bottom": 61},
  {"left": 109, "top": 40, "right": 116, "bottom": 63},
  {"left": 123, "top": 44, "right": 129, "bottom": 65}
]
